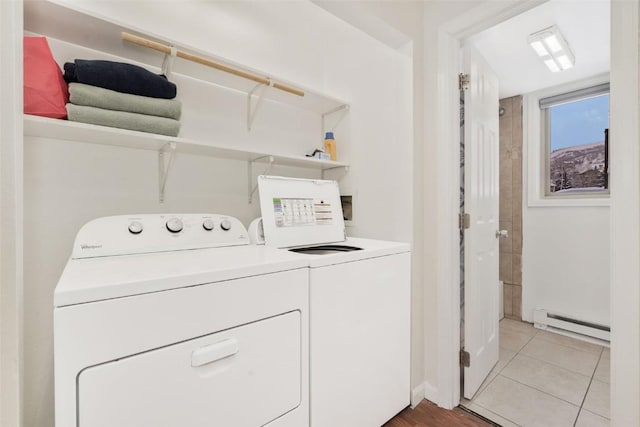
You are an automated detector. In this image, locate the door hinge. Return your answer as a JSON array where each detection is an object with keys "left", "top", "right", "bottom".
[
  {"left": 460, "top": 349, "right": 471, "bottom": 367},
  {"left": 459, "top": 73, "right": 470, "bottom": 91},
  {"left": 459, "top": 213, "right": 470, "bottom": 230}
]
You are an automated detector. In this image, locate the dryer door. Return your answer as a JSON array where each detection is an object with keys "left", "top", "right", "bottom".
[{"left": 77, "top": 311, "right": 301, "bottom": 427}]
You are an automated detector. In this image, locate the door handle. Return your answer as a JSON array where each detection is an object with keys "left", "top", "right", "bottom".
[
  {"left": 496, "top": 230, "right": 508, "bottom": 239},
  {"left": 191, "top": 338, "right": 239, "bottom": 367}
]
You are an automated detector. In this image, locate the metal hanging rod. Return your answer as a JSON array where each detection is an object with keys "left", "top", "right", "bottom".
[{"left": 121, "top": 32, "right": 305, "bottom": 98}]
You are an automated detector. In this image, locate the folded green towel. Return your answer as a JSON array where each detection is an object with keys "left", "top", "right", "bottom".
[
  {"left": 66, "top": 104, "right": 180, "bottom": 137},
  {"left": 69, "top": 83, "right": 182, "bottom": 120}
]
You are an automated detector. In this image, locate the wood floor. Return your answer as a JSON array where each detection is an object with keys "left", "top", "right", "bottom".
[{"left": 383, "top": 400, "right": 496, "bottom": 427}]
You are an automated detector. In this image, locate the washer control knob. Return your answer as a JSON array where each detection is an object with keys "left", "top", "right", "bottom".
[
  {"left": 166, "top": 217, "right": 184, "bottom": 233},
  {"left": 128, "top": 221, "right": 143, "bottom": 235},
  {"left": 202, "top": 219, "right": 215, "bottom": 231},
  {"left": 220, "top": 219, "right": 232, "bottom": 231}
]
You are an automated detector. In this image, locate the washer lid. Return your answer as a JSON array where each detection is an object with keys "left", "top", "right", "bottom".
[
  {"left": 292, "top": 237, "right": 411, "bottom": 268},
  {"left": 258, "top": 176, "right": 346, "bottom": 248},
  {"left": 54, "top": 245, "right": 308, "bottom": 307}
]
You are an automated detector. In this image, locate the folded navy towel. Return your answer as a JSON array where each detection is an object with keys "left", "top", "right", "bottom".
[{"left": 64, "top": 60, "right": 177, "bottom": 99}]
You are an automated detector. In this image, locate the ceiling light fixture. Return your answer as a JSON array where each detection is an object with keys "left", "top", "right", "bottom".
[{"left": 528, "top": 26, "right": 575, "bottom": 73}]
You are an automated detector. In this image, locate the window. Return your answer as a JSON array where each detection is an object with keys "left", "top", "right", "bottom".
[{"left": 541, "top": 84, "right": 609, "bottom": 196}]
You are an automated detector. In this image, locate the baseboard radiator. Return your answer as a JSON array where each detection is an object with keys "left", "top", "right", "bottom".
[{"left": 533, "top": 309, "right": 610, "bottom": 343}]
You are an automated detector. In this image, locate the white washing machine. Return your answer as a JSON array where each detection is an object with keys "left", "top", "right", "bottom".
[
  {"left": 257, "top": 176, "right": 411, "bottom": 427},
  {"left": 54, "top": 213, "right": 309, "bottom": 427}
]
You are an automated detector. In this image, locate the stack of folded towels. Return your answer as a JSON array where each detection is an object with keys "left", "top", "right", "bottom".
[{"left": 64, "top": 59, "right": 182, "bottom": 137}]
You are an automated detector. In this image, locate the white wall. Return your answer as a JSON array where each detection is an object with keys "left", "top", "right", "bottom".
[
  {"left": 1, "top": 1, "right": 24, "bottom": 427},
  {"left": 522, "top": 206, "right": 610, "bottom": 324},
  {"left": 521, "top": 86, "right": 610, "bottom": 326},
  {"left": 22, "top": 2, "right": 413, "bottom": 426}
]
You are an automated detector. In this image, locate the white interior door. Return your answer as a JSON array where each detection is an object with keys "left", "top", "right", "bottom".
[{"left": 463, "top": 45, "right": 500, "bottom": 399}]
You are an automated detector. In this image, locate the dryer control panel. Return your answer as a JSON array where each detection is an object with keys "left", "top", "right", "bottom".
[{"left": 72, "top": 214, "right": 249, "bottom": 259}]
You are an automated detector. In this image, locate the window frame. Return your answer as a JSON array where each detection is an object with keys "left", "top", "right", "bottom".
[
  {"left": 541, "top": 85, "right": 610, "bottom": 198},
  {"left": 524, "top": 74, "right": 611, "bottom": 207}
]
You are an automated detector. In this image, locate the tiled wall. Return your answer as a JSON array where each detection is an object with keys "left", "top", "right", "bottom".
[{"left": 499, "top": 96, "right": 523, "bottom": 319}]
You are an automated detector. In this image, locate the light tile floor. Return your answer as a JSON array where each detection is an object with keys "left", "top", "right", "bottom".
[{"left": 461, "top": 319, "right": 610, "bottom": 427}]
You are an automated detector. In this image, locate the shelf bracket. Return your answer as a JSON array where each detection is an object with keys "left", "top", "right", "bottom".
[
  {"left": 158, "top": 142, "right": 177, "bottom": 203},
  {"left": 160, "top": 45, "right": 178, "bottom": 78},
  {"left": 247, "top": 81, "right": 274, "bottom": 131},
  {"left": 248, "top": 155, "right": 275, "bottom": 203},
  {"left": 321, "top": 104, "right": 350, "bottom": 141},
  {"left": 321, "top": 165, "right": 349, "bottom": 180}
]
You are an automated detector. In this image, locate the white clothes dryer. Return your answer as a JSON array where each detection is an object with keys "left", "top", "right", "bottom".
[
  {"left": 257, "top": 176, "right": 411, "bottom": 427},
  {"left": 54, "top": 213, "right": 309, "bottom": 427}
]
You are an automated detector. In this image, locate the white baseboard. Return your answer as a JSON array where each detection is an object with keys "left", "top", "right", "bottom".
[
  {"left": 411, "top": 381, "right": 438, "bottom": 408},
  {"left": 423, "top": 381, "right": 439, "bottom": 403},
  {"left": 410, "top": 381, "right": 440, "bottom": 408},
  {"left": 411, "top": 383, "right": 425, "bottom": 408}
]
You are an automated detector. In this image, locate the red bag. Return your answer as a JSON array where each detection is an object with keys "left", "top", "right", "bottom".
[{"left": 23, "top": 37, "right": 69, "bottom": 119}]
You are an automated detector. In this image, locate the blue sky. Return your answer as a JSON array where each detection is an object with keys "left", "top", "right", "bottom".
[{"left": 550, "top": 94, "right": 609, "bottom": 151}]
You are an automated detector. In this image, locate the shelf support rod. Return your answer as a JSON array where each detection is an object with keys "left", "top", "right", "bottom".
[
  {"left": 247, "top": 81, "right": 273, "bottom": 131},
  {"left": 321, "top": 104, "right": 350, "bottom": 142},
  {"left": 248, "top": 155, "right": 275, "bottom": 203},
  {"left": 321, "top": 165, "right": 349, "bottom": 180},
  {"left": 121, "top": 32, "right": 304, "bottom": 97},
  {"left": 158, "top": 142, "right": 177, "bottom": 203}
]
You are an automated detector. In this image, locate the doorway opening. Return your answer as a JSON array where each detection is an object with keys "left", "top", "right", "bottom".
[{"left": 457, "top": 1, "right": 611, "bottom": 425}]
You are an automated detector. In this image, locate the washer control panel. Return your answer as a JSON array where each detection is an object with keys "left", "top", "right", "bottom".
[{"left": 73, "top": 214, "right": 248, "bottom": 259}]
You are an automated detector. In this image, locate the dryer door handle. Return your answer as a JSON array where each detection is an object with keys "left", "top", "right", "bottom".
[{"left": 191, "top": 338, "right": 239, "bottom": 367}]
